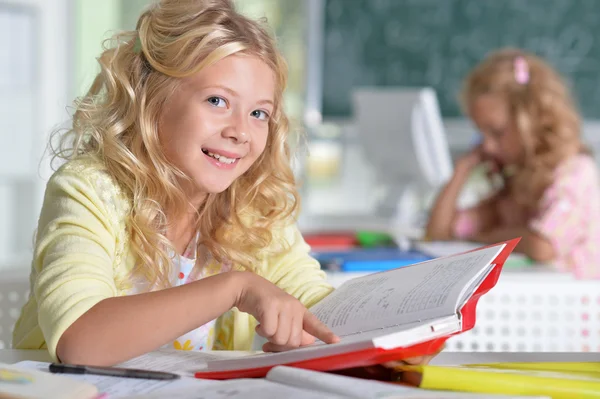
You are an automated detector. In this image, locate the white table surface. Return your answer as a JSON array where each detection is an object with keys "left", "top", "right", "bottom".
[{"left": 1, "top": 349, "right": 597, "bottom": 366}]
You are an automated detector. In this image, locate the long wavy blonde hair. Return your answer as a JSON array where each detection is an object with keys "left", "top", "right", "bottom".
[
  {"left": 53, "top": 0, "right": 299, "bottom": 288},
  {"left": 460, "top": 48, "right": 586, "bottom": 210}
]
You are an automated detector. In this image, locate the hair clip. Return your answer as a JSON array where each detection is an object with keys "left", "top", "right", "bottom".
[
  {"left": 133, "top": 37, "right": 142, "bottom": 54},
  {"left": 514, "top": 56, "right": 529, "bottom": 84}
]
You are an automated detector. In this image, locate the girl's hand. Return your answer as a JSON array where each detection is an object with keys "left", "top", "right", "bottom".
[
  {"left": 385, "top": 351, "right": 440, "bottom": 385},
  {"left": 455, "top": 145, "right": 484, "bottom": 176},
  {"left": 232, "top": 271, "right": 340, "bottom": 352}
]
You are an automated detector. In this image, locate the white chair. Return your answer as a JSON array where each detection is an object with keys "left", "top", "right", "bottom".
[
  {"left": 352, "top": 87, "right": 453, "bottom": 225},
  {"left": 0, "top": 268, "right": 30, "bottom": 349}
]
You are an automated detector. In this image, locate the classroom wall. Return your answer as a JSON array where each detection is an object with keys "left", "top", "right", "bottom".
[
  {"left": 73, "top": 0, "right": 121, "bottom": 97},
  {"left": 0, "top": 0, "right": 70, "bottom": 271},
  {"left": 320, "top": 0, "right": 600, "bottom": 119}
]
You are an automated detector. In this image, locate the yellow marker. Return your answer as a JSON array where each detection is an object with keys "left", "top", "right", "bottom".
[{"left": 395, "top": 363, "right": 600, "bottom": 399}]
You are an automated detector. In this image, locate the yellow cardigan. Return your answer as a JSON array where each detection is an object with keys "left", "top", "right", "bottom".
[{"left": 12, "top": 158, "right": 333, "bottom": 361}]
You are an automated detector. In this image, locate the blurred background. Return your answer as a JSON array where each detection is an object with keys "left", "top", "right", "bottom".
[{"left": 1, "top": 0, "right": 599, "bottom": 352}]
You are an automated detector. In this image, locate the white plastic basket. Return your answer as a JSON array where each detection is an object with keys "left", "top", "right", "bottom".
[
  {"left": 0, "top": 269, "right": 30, "bottom": 349},
  {"left": 447, "top": 277, "right": 600, "bottom": 352}
]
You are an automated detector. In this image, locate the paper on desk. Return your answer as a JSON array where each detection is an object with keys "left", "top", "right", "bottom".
[
  {"left": 12, "top": 359, "right": 549, "bottom": 399},
  {"left": 14, "top": 360, "right": 217, "bottom": 399},
  {"left": 119, "top": 348, "right": 259, "bottom": 376},
  {"left": 414, "top": 241, "right": 530, "bottom": 266},
  {"left": 414, "top": 241, "right": 484, "bottom": 258}
]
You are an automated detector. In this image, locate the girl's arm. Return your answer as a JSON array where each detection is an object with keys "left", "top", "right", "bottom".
[
  {"left": 57, "top": 272, "right": 240, "bottom": 365},
  {"left": 57, "top": 270, "right": 337, "bottom": 366},
  {"left": 426, "top": 146, "right": 499, "bottom": 240},
  {"left": 426, "top": 169, "right": 469, "bottom": 240}
]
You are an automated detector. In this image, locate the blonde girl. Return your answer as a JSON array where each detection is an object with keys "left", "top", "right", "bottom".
[{"left": 13, "top": 0, "right": 340, "bottom": 365}]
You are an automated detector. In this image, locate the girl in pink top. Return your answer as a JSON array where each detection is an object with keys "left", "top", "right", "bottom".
[{"left": 427, "top": 48, "right": 600, "bottom": 279}]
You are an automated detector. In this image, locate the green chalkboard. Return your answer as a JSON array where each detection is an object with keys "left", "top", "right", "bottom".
[{"left": 322, "top": 0, "right": 600, "bottom": 118}]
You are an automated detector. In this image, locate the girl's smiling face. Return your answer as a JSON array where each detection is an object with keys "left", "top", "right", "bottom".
[{"left": 159, "top": 54, "right": 275, "bottom": 204}]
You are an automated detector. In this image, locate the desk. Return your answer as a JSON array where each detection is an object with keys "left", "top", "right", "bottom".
[{"left": 1, "top": 349, "right": 597, "bottom": 366}]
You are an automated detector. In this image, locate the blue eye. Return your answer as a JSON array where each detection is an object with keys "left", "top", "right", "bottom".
[
  {"left": 251, "top": 110, "right": 269, "bottom": 121},
  {"left": 207, "top": 96, "right": 226, "bottom": 108}
]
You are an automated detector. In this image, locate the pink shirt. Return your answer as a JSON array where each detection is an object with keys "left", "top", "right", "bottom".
[{"left": 454, "top": 154, "right": 600, "bottom": 279}]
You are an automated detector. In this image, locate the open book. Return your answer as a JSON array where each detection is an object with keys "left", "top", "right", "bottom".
[{"left": 194, "top": 239, "right": 519, "bottom": 379}]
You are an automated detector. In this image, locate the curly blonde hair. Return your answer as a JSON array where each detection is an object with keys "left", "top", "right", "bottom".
[
  {"left": 53, "top": 0, "right": 299, "bottom": 288},
  {"left": 460, "top": 48, "right": 586, "bottom": 210}
]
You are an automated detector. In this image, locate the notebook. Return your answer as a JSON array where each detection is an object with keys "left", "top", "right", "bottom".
[
  {"left": 0, "top": 363, "right": 98, "bottom": 399},
  {"left": 192, "top": 239, "right": 519, "bottom": 379}
]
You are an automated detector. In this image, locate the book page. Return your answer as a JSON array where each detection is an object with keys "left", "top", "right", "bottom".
[
  {"left": 266, "top": 366, "right": 540, "bottom": 399},
  {"left": 310, "top": 244, "right": 504, "bottom": 336},
  {"left": 119, "top": 379, "right": 344, "bottom": 399}
]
